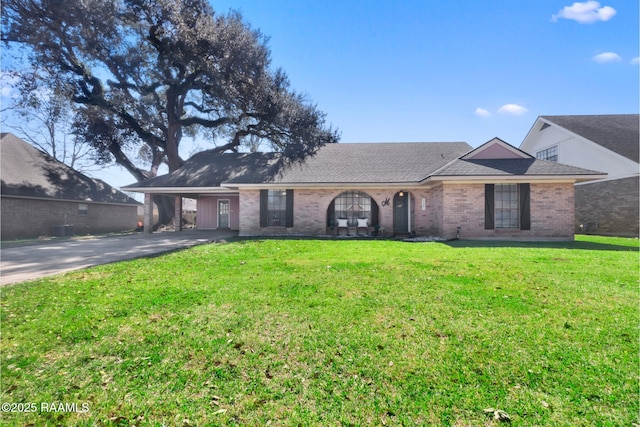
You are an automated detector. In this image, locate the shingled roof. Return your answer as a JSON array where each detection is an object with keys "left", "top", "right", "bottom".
[
  {"left": 432, "top": 158, "right": 605, "bottom": 180},
  {"left": 125, "top": 142, "right": 474, "bottom": 189},
  {"left": 125, "top": 139, "right": 606, "bottom": 191},
  {"left": 540, "top": 114, "right": 639, "bottom": 163},
  {"left": 235, "top": 142, "right": 473, "bottom": 184},
  {"left": 1, "top": 133, "right": 140, "bottom": 205},
  {"left": 126, "top": 150, "right": 282, "bottom": 189}
]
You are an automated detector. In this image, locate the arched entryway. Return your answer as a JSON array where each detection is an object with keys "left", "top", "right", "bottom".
[
  {"left": 393, "top": 191, "right": 411, "bottom": 235},
  {"left": 327, "top": 191, "right": 379, "bottom": 233}
]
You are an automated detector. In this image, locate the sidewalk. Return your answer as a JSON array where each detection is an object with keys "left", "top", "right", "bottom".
[{"left": 0, "top": 230, "right": 237, "bottom": 286}]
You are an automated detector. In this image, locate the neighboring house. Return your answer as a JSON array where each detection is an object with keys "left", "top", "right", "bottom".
[
  {"left": 1, "top": 133, "right": 141, "bottom": 240},
  {"left": 520, "top": 115, "right": 639, "bottom": 237},
  {"left": 125, "top": 137, "right": 604, "bottom": 240}
]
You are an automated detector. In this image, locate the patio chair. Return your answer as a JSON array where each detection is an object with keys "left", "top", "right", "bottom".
[
  {"left": 356, "top": 218, "right": 369, "bottom": 236},
  {"left": 336, "top": 218, "right": 349, "bottom": 235}
]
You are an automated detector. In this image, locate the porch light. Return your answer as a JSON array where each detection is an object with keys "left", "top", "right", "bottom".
[{"left": 399, "top": 191, "right": 404, "bottom": 197}]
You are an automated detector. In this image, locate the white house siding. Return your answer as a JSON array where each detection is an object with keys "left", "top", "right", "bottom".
[{"left": 521, "top": 125, "right": 637, "bottom": 181}]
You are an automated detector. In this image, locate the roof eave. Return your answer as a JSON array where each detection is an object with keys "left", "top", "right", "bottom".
[
  {"left": 424, "top": 174, "right": 608, "bottom": 184},
  {"left": 224, "top": 181, "right": 420, "bottom": 190},
  {"left": 123, "top": 186, "right": 237, "bottom": 194}
]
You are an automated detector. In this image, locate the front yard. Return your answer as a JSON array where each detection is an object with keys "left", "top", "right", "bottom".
[{"left": 1, "top": 236, "right": 637, "bottom": 426}]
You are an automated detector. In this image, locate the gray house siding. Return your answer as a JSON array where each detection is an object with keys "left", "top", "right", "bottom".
[
  {"left": 574, "top": 176, "right": 639, "bottom": 237},
  {"left": 1, "top": 196, "right": 138, "bottom": 240}
]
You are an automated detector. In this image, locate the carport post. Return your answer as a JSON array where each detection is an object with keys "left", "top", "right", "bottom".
[
  {"left": 144, "top": 193, "right": 153, "bottom": 234},
  {"left": 175, "top": 196, "right": 182, "bottom": 232}
]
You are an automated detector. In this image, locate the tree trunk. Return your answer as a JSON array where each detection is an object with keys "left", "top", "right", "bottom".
[{"left": 153, "top": 195, "right": 175, "bottom": 230}]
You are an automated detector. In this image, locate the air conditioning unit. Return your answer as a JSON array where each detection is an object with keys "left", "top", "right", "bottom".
[{"left": 51, "top": 225, "right": 74, "bottom": 237}]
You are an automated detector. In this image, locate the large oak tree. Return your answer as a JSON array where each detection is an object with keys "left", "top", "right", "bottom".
[{"left": 2, "top": 0, "right": 339, "bottom": 226}]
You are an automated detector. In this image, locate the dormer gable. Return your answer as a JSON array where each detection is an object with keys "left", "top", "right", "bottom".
[{"left": 461, "top": 137, "right": 534, "bottom": 160}]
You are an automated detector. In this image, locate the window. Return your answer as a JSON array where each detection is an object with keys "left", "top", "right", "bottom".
[
  {"left": 327, "top": 191, "right": 379, "bottom": 227},
  {"left": 495, "top": 184, "right": 519, "bottom": 228},
  {"left": 260, "top": 190, "right": 293, "bottom": 227},
  {"left": 485, "top": 184, "right": 530, "bottom": 230},
  {"left": 536, "top": 145, "right": 558, "bottom": 162},
  {"left": 267, "top": 190, "right": 286, "bottom": 226},
  {"left": 78, "top": 203, "right": 88, "bottom": 216}
]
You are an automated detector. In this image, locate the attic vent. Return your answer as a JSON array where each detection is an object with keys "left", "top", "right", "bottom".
[{"left": 540, "top": 123, "right": 551, "bottom": 131}]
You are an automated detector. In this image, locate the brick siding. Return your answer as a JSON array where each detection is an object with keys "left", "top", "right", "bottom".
[
  {"left": 240, "top": 188, "right": 424, "bottom": 237},
  {"left": 442, "top": 183, "right": 575, "bottom": 240},
  {"left": 237, "top": 183, "right": 576, "bottom": 240},
  {"left": 1, "top": 197, "right": 139, "bottom": 240},
  {"left": 575, "top": 176, "right": 639, "bottom": 237}
]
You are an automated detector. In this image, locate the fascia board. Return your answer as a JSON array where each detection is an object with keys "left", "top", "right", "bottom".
[
  {"left": 423, "top": 174, "right": 608, "bottom": 184},
  {"left": 0, "top": 194, "right": 142, "bottom": 206},
  {"left": 519, "top": 116, "right": 547, "bottom": 151},
  {"left": 122, "top": 186, "right": 237, "bottom": 194},
  {"left": 225, "top": 182, "right": 420, "bottom": 190}
]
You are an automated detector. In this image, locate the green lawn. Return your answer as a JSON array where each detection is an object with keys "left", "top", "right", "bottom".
[{"left": 1, "top": 236, "right": 638, "bottom": 426}]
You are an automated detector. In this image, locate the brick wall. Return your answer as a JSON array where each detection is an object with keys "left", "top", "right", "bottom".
[
  {"left": 240, "top": 188, "right": 420, "bottom": 236},
  {"left": 411, "top": 186, "right": 444, "bottom": 236},
  {"left": 1, "top": 197, "right": 139, "bottom": 240},
  {"left": 575, "top": 176, "right": 639, "bottom": 237},
  {"left": 442, "top": 183, "right": 575, "bottom": 240},
  {"left": 237, "top": 183, "right": 577, "bottom": 240}
]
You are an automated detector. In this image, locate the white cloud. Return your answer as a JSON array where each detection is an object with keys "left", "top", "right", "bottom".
[
  {"left": 498, "top": 104, "right": 528, "bottom": 116},
  {"left": 474, "top": 108, "right": 491, "bottom": 118},
  {"left": 551, "top": 1, "right": 617, "bottom": 24},
  {"left": 0, "top": 73, "right": 20, "bottom": 99},
  {"left": 630, "top": 57, "right": 640, "bottom": 65},
  {"left": 592, "top": 52, "right": 622, "bottom": 63}
]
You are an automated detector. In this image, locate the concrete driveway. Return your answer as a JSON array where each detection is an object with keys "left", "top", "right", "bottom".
[{"left": 0, "top": 230, "right": 238, "bottom": 286}]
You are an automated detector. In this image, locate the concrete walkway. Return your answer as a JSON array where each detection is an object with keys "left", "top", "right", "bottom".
[{"left": 0, "top": 230, "right": 238, "bottom": 286}]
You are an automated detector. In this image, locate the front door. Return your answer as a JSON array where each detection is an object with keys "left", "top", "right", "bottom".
[
  {"left": 393, "top": 191, "right": 409, "bottom": 234},
  {"left": 218, "top": 200, "right": 230, "bottom": 229}
]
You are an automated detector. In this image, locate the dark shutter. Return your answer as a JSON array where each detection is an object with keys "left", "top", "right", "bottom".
[
  {"left": 519, "top": 183, "right": 531, "bottom": 230},
  {"left": 371, "top": 199, "right": 379, "bottom": 227},
  {"left": 484, "top": 184, "right": 495, "bottom": 230},
  {"left": 259, "top": 190, "right": 268, "bottom": 227},
  {"left": 285, "top": 189, "right": 294, "bottom": 227}
]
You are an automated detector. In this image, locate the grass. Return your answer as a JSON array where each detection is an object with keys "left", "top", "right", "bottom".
[{"left": 1, "top": 235, "right": 637, "bottom": 426}]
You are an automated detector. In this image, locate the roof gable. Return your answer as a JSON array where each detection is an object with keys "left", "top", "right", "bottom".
[
  {"left": 1, "top": 133, "right": 140, "bottom": 205},
  {"left": 433, "top": 157, "right": 605, "bottom": 181},
  {"left": 433, "top": 137, "right": 605, "bottom": 182},
  {"left": 462, "top": 137, "right": 533, "bottom": 160},
  {"left": 540, "top": 114, "right": 639, "bottom": 163}
]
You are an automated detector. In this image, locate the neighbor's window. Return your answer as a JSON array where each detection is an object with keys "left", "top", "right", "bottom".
[
  {"left": 495, "top": 184, "right": 519, "bottom": 228},
  {"left": 78, "top": 203, "right": 88, "bottom": 216},
  {"left": 536, "top": 145, "right": 558, "bottom": 162}
]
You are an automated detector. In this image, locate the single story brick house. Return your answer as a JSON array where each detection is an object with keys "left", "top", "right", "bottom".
[
  {"left": 124, "top": 138, "right": 605, "bottom": 240},
  {"left": 1, "top": 133, "right": 141, "bottom": 240}
]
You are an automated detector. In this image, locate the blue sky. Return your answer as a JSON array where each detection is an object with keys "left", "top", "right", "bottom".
[
  {"left": 2, "top": 0, "right": 638, "bottom": 189},
  {"left": 213, "top": 0, "right": 638, "bottom": 146}
]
